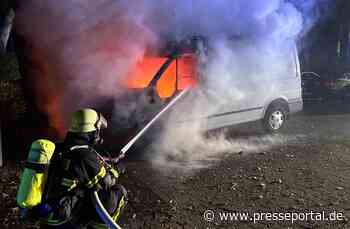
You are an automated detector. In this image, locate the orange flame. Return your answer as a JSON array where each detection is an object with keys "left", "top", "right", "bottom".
[{"left": 124, "top": 54, "right": 198, "bottom": 98}]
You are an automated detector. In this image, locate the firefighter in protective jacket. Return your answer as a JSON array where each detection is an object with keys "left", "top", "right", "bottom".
[{"left": 18, "top": 108, "right": 127, "bottom": 229}]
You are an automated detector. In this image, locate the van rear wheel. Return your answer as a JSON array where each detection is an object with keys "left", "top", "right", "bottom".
[{"left": 262, "top": 104, "right": 288, "bottom": 133}]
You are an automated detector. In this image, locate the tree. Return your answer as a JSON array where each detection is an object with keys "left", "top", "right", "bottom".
[
  {"left": 0, "top": 50, "right": 25, "bottom": 166},
  {"left": 0, "top": 80, "right": 26, "bottom": 166}
]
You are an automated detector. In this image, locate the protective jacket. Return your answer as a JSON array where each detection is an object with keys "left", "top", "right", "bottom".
[{"left": 40, "top": 132, "right": 127, "bottom": 229}]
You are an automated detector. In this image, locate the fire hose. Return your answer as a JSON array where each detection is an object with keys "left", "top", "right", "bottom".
[
  {"left": 105, "top": 87, "right": 190, "bottom": 163},
  {"left": 91, "top": 191, "right": 122, "bottom": 229},
  {"left": 94, "top": 88, "right": 190, "bottom": 229}
]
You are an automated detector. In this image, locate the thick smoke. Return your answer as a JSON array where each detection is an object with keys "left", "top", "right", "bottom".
[
  {"left": 150, "top": 39, "right": 300, "bottom": 171},
  {"left": 15, "top": 1, "right": 331, "bottom": 168},
  {"left": 15, "top": 0, "right": 157, "bottom": 131},
  {"left": 137, "top": 0, "right": 332, "bottom": 170}
]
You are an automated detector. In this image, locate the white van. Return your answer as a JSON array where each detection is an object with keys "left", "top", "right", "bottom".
[
  {"left": 203, "top": 42, "right": 303, "bottom": 132},
  {"left": 124, "top": 38, "right": 303, "bottom": 133}
]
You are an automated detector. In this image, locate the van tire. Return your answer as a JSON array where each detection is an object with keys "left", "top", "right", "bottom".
[{"left": 262, "top": 103, "right": 288, "bottom": 133}]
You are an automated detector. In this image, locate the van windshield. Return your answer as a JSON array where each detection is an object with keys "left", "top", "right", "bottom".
[{"left": 124, "top": 55, "right": 198, "bottom": 99}]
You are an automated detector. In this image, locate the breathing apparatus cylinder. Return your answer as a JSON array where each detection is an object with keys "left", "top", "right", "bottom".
[{"left": 17, "top": 139, "right": 56, "bottom": 209}]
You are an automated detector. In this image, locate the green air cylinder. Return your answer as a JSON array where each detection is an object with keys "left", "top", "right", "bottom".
[{"left": 16, "top": 139, "right": 56, "bottom": 208}]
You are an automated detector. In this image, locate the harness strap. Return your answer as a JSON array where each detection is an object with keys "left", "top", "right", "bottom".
[{"left": 24, "top": 161, "right": 48, "bottom": 173}]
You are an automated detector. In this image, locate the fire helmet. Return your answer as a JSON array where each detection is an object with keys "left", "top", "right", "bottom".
[{"left": 69, "top": 108, "right": 107, "bottom": 133}]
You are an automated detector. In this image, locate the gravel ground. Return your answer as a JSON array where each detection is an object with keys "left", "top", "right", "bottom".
[{"left": 2, "top": 102, "right": 350, "bottom": 229}]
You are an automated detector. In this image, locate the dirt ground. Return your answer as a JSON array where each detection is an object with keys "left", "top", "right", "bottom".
[{"left": 2, "top": 102, "right": 350, "bottom": 229}]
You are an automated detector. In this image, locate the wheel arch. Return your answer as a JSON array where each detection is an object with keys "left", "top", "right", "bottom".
[{"left": 262, "top": 98, "right": 290, "bottom": 119}]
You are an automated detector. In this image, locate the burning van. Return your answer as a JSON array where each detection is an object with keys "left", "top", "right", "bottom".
[{"left": 118, "top": 37, "right": 303, "bottom": 137}]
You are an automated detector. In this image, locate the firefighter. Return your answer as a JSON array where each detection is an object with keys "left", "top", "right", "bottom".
[{"left": 19, "top": 108, "right": 127, "bottom": 229}]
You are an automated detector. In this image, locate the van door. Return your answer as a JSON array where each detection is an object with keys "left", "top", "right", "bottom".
[{"left": 203, "top": 42, "right": 267, "bottom": 130}]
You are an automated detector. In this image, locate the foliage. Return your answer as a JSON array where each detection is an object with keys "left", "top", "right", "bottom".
[
  {"left": 0, "top": 80, "right": 26, "bottom": 121},
  {"left": 0, "top": 53, "right": 21, "bottom": 80},
  {"left": 0, "top": 51, "right": 25, "bottom": 121}
]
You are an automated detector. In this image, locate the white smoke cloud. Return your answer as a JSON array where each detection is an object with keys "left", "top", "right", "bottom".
[
  {"left": 151, "top": 128, "right": 304, "bottom": 172},
  {"left": 150, "top": 38, "right": 300, "bottom": 171},
  {"left": 136, "top": 0, "right": 332, "bottom": 170}
]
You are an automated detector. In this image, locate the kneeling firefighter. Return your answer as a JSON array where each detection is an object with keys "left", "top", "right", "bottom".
[{"left": 17, "top": 108, "right": 128, "bottom": 229}]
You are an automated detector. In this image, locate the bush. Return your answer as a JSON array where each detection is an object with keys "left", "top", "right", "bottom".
[{"left": 0, "top": 53, "right": 21, "bottom": 80}]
